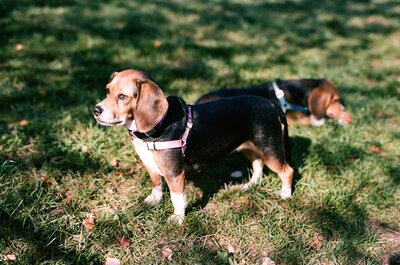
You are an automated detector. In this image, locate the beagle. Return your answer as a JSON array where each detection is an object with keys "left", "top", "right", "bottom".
[
  {"left": 93, "top": 69, "right": 294, "bottom": 224},
  {"left": 196, "top": 79, "right": 351, "bottom": 126}
]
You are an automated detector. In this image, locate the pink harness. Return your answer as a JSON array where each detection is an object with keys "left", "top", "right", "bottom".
[{"left": 130, "top": 107, "right": 193, "bottom": 156}]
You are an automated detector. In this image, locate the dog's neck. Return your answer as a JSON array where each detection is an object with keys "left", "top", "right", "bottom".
[
  {"left": 125, "top": 96, "right": 186, "bottom": 140},
  {"left": 125, "top": 115, "right": 166, "bottom": 139},
  {"left": 273, "top": 80, "right": 309, "bottom": 113}
]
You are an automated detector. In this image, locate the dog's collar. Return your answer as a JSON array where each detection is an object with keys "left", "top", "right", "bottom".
[
  {"left": 272, "top": 80, "right": 309, "bottom": 113},
  {"left": 126, "top": 113, "right": 167, "bottom": 140},
  {"left": 126, "top": 96, "right": 183, "bottom": 140},
  {"left": 132, "top": 106, "right": 193, "bottom": 156},
  {"left": 126, "top": 103, "right": 193, "bottom": 156}
]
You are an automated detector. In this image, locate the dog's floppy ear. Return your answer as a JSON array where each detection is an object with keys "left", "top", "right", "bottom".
[
  {"left": 134, "top": 79, "right": 168, "bottom": 132},
  {"left": 307, "top": 87, "right": 333, "bottom": 120},
  {"left": 106, "top": 71, "right": 119, "bottom": 89}
]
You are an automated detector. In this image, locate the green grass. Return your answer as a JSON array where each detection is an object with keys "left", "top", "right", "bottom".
[{"left": 1, "top": 0, "right": 400, "bottom": 264}]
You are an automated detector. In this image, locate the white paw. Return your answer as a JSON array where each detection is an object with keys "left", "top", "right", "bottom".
[
  {"left": 241, "top": 182, "right": 252, "bottom": 191},
  {"left": 167, "top": 214, "right": 185, "bottom": 225},
  {"left": 241, "top": 178, "right": 260, "bottom": 191},
  {"left": 277, "top": 189, "right": 292, "bottom": 200},
  {"left": 310, "top": 115, "right": 326, "bottom": 126},
  {"left": 144, "top": 187, "right": 163, "bottom": 205},
  {"left": 144, "top": 194, "right": 162, "bottom": 205}
]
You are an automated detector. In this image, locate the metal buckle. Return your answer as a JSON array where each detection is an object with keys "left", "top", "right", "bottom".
[{"left": 145, "top": 141, "right": 157, "bottom": 150}]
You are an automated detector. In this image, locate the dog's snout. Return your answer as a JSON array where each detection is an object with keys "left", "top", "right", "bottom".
[{"left": 93, "top": 105, "right": 103, "bottom": 116}]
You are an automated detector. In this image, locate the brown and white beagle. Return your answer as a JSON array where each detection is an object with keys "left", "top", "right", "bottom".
[
  {"left": 93, "top": 69, "right": 294, "bottom": 224},
  {"left": 196, "top": 79, "right": 351, "bottom": 126}
]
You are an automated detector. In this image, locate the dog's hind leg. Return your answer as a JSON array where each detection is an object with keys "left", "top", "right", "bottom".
[
  {"left": 144, "top": 168, "right": 163, "bottom": 205},
  {"left": 240, "top": 148, "right": 264, "bottom": 191},
  {"left": 264, "top": 157, "right": 294, "bottom": 199}
]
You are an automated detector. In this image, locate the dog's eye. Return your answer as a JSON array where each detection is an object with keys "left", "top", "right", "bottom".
[{"left": 117, "top": 94, "right": 128, "bottom": 100}]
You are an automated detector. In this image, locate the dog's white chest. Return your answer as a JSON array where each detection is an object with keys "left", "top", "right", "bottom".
[{"left": 132, "top": 138, "right": 163, "bottom": 176}]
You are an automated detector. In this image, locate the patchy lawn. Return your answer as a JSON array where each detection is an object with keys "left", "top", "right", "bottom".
[{"left": 1, "top": 0, "right": 399, "bottom": 264}]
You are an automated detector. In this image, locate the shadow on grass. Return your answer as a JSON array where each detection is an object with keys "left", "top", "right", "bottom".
[
  {"left": 290, "top": 135, "right": 312, "bottom": 191},
  {"left": 312, "top": 141, "right": 366, "bottom": 174},
  {"left": 303, "top": 193, "right": 381, "bottom": 264},
  {"left": 389, "top": 253, "right": 400, "bottom": 265},
  {"left": 388, "top": 164, "right": 400, "bottom": 185},
  {"left": 0, "top": 209, "right": 102, "bottom": 263},
  {"left": 0, "top": 144, "right": 112, "bottom": 261},
  {"left": 186, "top": 135, "right": 311, "bottom": 211},
  {"left": 186, "top": 152, "right": 249, "bottom": 210}
]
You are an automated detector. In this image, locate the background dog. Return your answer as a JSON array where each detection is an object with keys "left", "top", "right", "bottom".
[
  {"left": 196, "top": 79, "right": 351, "bottom": 126},
  {"left": 93, "top": 69, "right": 294, "bottom": 224}
]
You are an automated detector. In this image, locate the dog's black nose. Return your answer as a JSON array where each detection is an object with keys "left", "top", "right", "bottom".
[{"left": 93, "top": 105, "right": 103, "bottom": 116}]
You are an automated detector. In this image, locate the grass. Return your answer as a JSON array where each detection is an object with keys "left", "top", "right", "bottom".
[{"left": 1, "top": 0, "right": 400, "bottom": 264}]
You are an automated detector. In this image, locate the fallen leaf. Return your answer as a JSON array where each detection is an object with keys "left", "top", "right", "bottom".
[
  {"left": 65, "top": 190, "right": 76, "bottom": 205},
  {"left": 49, "top": 156, "right": 62, "bottom": 163},
  {"left": 50, "top": 208, "right": 63, "bottom": 215},
  {"left": 83, "top": 218, "right": 95, "bottom": 230},
  {"left": 227, "top": 243, "right": 238, "bottom": 254},
  {"left": 162, "top": 245, "right": 173, "bottom": 261},
  {"left": 15, "top": 43, "right": 24, "bottom": 51},
  {"left": 308, "top": 235, "right": 323, "bottom": 249},
  {"left": 117, "top": 182, "right": 129, "bottom": 195},
  {"left": 38, "top": 174, "right": 53, "bottom": 187},
  {"left": 371, "top": 59, "right": 381, "bottom": 69},
  {"left": 116, "top": 236, "right": 130, "bottom": 248},
  {"left": 369, "top": 145, "right": 386, "bottom": 155},
  {"left": 109, "top": 157, "right": 118, "bottom": 167},
  {"left": 104, "top": 257, "right": 120, "bottom": 265},
  {"left": 261, "top": 257, "right": 276, "bottom": 265},
  {"left": 19, "top": 119, "right": 29, "bottom": 126},
  {"left": 134, "top": 224, "right": 143, "bottom": 233},
  {"left": 4, "top": 254, "right": 16, "bottom": 261},
  {"left": 152, "top": 39, "right": 161, "bottom": 48},
  {"left": 81, "top": 146, "right": 89, "bottom": 153}
]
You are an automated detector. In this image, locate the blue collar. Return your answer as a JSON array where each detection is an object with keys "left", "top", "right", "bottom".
[{"left": 272, "top": 80, "right": 308, "bottom": 113}]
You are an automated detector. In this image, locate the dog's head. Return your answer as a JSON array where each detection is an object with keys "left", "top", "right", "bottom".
[
  {"left": 307, "top": 80, "right": 351, "bottom": 125},
  {"left": 93, "top": 69, "right": 168, "bottom": 132}
]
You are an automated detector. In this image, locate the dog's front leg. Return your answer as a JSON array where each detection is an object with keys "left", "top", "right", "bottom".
[
  {"left": 144, "top": 167, "right": 163, "bottom": 205},
  {"left": 164, "top": 171, "right": 187, "bottom": 225}
]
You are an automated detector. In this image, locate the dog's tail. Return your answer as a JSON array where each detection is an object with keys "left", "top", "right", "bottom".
[{"left": 273, "top": 101, "right": 291, "bottom": 163}]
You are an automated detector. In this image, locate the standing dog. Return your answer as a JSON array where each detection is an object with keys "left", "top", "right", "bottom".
[
  {"left": 93, "top": 69, "right": 294, "bottom": 224},
  {"left": 196, "top": 79, "right": 351, "bottom": 126}
]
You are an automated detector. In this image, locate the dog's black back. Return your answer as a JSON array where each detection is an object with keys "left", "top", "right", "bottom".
[
  {"left": 196, "top": 79, "right": 325, "bottom": 107},
  {"left": 143, "top": 96, "right": 290, "bottom": 175},
  {"left": 191, "top": 96, "right": 287, "bottom": 162}
]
